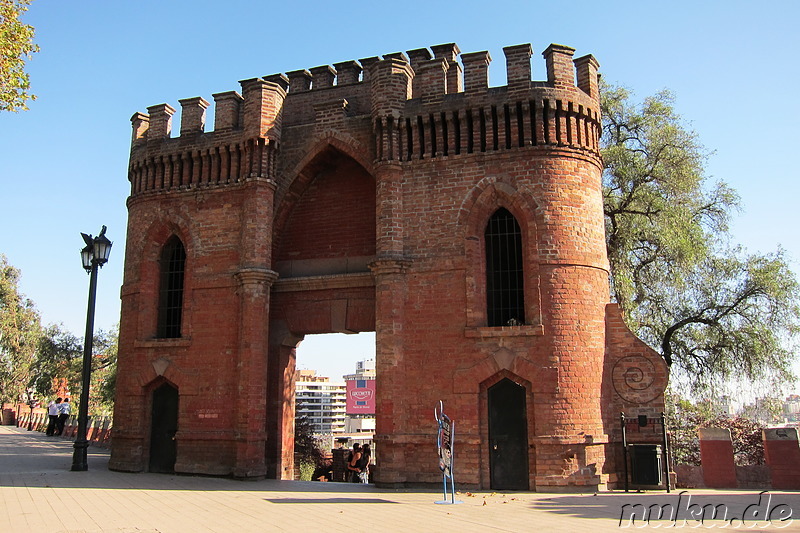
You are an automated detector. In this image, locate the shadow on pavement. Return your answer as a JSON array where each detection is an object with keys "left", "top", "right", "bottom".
[{"left": 0, "top": 425, "right": 421, "bottom": 495}]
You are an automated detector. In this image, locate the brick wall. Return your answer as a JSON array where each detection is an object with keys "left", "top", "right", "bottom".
[{"left": 764, "top": 428, "right": 800, "bottom": 489}]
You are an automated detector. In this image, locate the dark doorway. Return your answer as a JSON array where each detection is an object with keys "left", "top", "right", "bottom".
[
  {"left": 149, "top": 383, "right": 179, "bottom": 473},
  {"left": 488, "top": 378, "right": 529, "bottom": 490}
]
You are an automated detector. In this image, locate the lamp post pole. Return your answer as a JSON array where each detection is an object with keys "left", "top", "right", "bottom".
[{"left": 71, "top": 226, "right": 111, "bottom": 472}]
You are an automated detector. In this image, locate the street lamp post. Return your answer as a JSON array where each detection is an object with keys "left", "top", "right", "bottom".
[{"left": 71, "top": 226, "right": 112, "bottom": 472}]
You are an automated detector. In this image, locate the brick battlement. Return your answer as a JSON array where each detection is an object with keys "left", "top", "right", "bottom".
[{"left": 128, "top": 42, "right": 600, "bottom": 197}]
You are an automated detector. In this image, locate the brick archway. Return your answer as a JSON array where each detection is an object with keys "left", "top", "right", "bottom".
[
  {"left": 266, "top": 146, "right": 378, "bottom": 478},
  {"left": 112, "top": 41, "right": 668, "bottom": 490}
]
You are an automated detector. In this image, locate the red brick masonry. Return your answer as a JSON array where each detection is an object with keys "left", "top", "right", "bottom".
[{"left": 110, "top": 41, "right": 668, "bottom": 490}]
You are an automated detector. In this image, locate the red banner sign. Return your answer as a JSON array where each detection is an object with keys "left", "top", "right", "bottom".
[{"left": 346, "top": 379, "right": 376, "bottom": 414}]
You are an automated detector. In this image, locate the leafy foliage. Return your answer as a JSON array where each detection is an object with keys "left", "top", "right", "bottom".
[
  {"left": 33, "top": 324, "right": 82, "bottom": 397},
  {"left": 666, "top": 394, "right": 767, "bottom": 466},
  {"left": 32, "top": 323, "right": 118, "bottom": 416},
  {"left": 601, "top": 84, "right": 800, "bottom": 393},
  {"left": 0, "top": 254, "right": 41, "bottom": 406},
  {"left": 0, "top": 254, "right": 119, "bottom": 416},
  {"left": 297, "top": 461, "right": 316, "bottom": 481},
  {"left": 294, "top": 416, "right": 326, "bottom": 467},
  {"left": 91, "top": 325, "right": 118, "bottom": 415},
  {"left": 0, "top": 0, "right": 39, "bottom": 112}
]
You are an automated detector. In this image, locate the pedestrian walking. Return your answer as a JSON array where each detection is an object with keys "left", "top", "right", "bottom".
[
  {"left": 56, "top": 397, "right": 70, "bottom": 436},
  {"left": 46, "top": 398, "right": 62, "bottom": 436}
]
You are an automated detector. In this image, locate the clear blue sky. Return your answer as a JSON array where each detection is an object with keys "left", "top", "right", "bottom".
[{"left": 1, "top": 1, "right": 799, "bottom": 384}]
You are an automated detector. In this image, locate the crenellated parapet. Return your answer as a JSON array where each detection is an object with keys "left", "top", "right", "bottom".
[
  {"left": 128, "top": 76, "right": 286, "bottom": 197},
  {"left": 127, "top": 41, "right": 600, "bottom": 197},
  {"left": 369, "top": 42, "right": 601, "bottom": 162}
]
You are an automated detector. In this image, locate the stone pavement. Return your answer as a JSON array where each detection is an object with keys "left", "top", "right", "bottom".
[{"left": 2, "top": 425, "right": 800, "bottom": 532}]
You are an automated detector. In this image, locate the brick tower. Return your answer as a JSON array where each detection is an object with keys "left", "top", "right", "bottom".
[{"left": 110, "top": 41, "right": 668, "bottom": 490}]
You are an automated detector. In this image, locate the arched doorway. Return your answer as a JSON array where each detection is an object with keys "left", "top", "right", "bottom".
[
  {"left": 149, "top": 383, "right": 179, "bottom": 473},
  {"left": 267, "top": 145, "right": 378, "bottom": 479},
  {"left": 488, "top": 378, "right": 529, "bottom": 489}
]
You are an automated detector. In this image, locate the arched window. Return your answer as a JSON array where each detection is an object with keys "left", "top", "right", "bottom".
[
  {"left": 157, "top": 237, "right": 186, "bottom": 338},
  {"left": 485, "top": 208, "right": 524, "bottom": 327}
]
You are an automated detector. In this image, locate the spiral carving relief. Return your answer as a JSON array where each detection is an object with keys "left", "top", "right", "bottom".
[{"left": 612, "top": 354, "right": 662, "bottom": 404}]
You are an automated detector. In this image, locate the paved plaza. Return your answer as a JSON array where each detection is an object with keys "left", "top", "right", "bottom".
[{"left": 2, "top": 425, "right": 800, "bottom": 532}]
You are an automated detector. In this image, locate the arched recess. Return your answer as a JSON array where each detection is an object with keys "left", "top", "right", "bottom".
[
  {"left": 273, "top": 142, "right": 377, "bottom": 278},
  {"left": 266, "top": 138, "right": 378, "bottom": 477},
  {"left": 479, "top": 370, "right": 533, "bottom": 490},
  {"left": 458, "top": 177, "right": 542, "bottom": 328}
]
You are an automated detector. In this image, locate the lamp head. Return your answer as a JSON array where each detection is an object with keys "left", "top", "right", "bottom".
[
  {"left": 79, "top": 226, "right": 112, "bottom": 271},
  {"left": 80, "top": 244, "right": 93, "bottom": 272},
  {"left": 93, "top": 230, "right": 112, "bottom": 267}
]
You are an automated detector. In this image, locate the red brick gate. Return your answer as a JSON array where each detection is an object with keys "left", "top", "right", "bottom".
[{"left": 109, "top": 41, "right": 668, "bottom": 490}]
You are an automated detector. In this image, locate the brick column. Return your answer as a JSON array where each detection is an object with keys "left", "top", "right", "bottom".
[
  {"left": 369, "top": 257, "right": 411, "bottom": 485},
  {"left": 264, "top": 334, "right": 299, "bottom": 480},
  {"left": 232, "top": 168, "right": 277, "bottom": 478},
  {"left": 764, "top": 427, "right": 800, "bottom": 489},
  {"left": 698, "top": 427, "right": 737, "bottom": 488},
  {"left": 212, "top": 91, "right": 243, "bottom": 131},
  {"left": 368, "top": 46, "right": 413, "bottom": 479},
  {"left": 233, "top": 267, "right": 278, "bottom": 478},
  {"left": 430, "top": 43, "right": 462, "bottom": 94}
]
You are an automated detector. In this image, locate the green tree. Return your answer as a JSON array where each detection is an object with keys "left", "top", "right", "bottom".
[
  {"left": 602, "top": 84, "right": 800, "bottom": 393},
  {"left": 31, "top": 323, "right": 82, "bottom": 397},
  {"left": 666, "top": 393, "right": 767, "bottom": 466},
  {"left": 91, "top": 325, "right": 118, "bottom": 415},
  {"left": 0, "top": 254, "right": 42, "bottom": 411},
  {"left": 665, "top": 394, "right": 713, "bottom": 465},
  {"left": 294, "top": 416, "right": 326, "bottom": 480},
  {"left": 0, "top": 0, "right": 38, "bottom": 112},
  {"left": 33, "top": 324, "right": 119, "bottom": 416},
  {"left": 0, "top": 254, "right": 118, "bottom": 417},
  {"left": 738, "top": 396, "right": 783, "bottom": 425},
  {"left": 294, "top": 415, "right": 325, "bottom": 463}
]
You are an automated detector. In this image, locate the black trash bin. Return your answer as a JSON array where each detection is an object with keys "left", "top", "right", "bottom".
[{"left": 628, "top": 444, "right": 662, "bottom": 486}]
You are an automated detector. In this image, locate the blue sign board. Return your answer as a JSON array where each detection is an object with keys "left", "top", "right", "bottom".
[{"left": 435, "top": 401, "right": 462, "bottom": 505}]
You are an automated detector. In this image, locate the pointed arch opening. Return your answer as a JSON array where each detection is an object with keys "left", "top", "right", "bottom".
[
  {"left": 485, "top": 208, "right": 524, "bottom": 327},
  {"left": 275, "top": 147, "right": 376, "bottom": 278},
  {"left": 157, "top": 236, "right": 186, "bottom": 338},
  {"left": 460, "top": 178, "right": 543, "bottom": 332}
]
